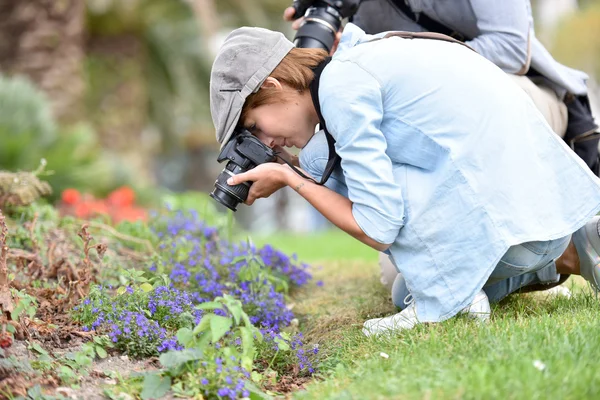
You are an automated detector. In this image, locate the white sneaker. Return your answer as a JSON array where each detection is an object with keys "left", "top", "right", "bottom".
[
  {"left": 362, "top": 290, "right": 491, "bottom": 337},
  {"left": 459, "top": 289, "right": 491, "bottom": 321},
  {"left": 542, "top": 285, "right": 572, "bottom": 299}
]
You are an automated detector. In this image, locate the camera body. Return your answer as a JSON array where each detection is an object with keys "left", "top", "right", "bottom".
[
  {"left": 210, "top": 130, "right": 277, "bottom": 211},
  {"left": 293, "top": 0, "right": 360, "bottom": 52}
]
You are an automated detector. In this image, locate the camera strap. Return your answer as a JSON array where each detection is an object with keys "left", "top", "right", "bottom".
[{"left": 308, "top": 56, "right": 342, "bottom": 185}]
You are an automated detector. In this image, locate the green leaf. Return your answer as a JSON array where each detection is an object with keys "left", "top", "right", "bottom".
[
  {"left": 95, "top": 345, "right": 108, "bottom": 359},
  {"left": 241, "top": 310, "right": 253, "bottom": 328},
  {"left": 175, "top": 327, "right": 193, "bottom": 347},
  {"left": 210, "top": 316, "right": 233, "bottom": 343},
  {"left": 11, "top": 304, "right": 24, "bottom": 321},
  {"left": 140, "top": 283, "right": 153, "bottom": 293},
  {"left": 195, "top": 301, "right": 223, "bottom": 311},
  {"left": 193, "top": 314, "right": 213, "bottom": 335},
  {"left": 159, "top": 348, "right": 203, "bottom": 369},
  {"left": 75, "top": 352, "right": 92, "bottom": 368},
  {"left": 251, "top": 371, "right": 262, "bottom": 383},
  {"left": 196, "top": 331, "right": 212, "bottom": 350},
  {"left": 245, "top": 381, "right": 272, "bottom": 399},
  {"left": 141, "top": 373, "right": 171, "bottom": 400},
  {"left": 241, "top": 356, "right": 253, "bottom": 373},
  {"left": 26, "top": 305, "right": 36, "bottom": 318},
  {"left": 228, "top": 302, "right": 242, "bottom": 325},
  {"left": 239, "top": 326, "right": 256, "bottom": 360},
  {"left": 27, "top": 385, "right": 43, "bottom": 400},
  {"left": 30, "top": 342, "right": 47, "bottom": 355},
  {"left": 273, "top": 335, "right": 290, "bottom": 352}
]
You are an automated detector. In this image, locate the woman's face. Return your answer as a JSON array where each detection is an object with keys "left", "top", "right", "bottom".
[{"left": 243, "top": 79, "right": 319, "bottom": 149}]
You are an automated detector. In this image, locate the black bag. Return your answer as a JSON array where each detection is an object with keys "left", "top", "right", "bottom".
[{"left": 563, "top": 94, "right": 600, "bottom": 175}]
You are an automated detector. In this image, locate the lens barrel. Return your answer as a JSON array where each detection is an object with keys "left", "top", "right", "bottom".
[
  {"left": 210, "top": 165, "right": 251, "bottom": 211},
  {"left": 293, "top": 6, "right": 342, "bottom": 52}
]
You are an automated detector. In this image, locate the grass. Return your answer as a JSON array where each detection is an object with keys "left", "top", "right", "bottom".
[
  {"left": 251, "top": 228, "right": 378, "bottom": 263},
  {"left": 285, "top": 254, "right": 600, "bottom": 400}
]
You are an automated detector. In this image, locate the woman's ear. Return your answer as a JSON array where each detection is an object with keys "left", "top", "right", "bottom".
[{"left": 261, "top": 77, "right": 283, "bottom": 90}]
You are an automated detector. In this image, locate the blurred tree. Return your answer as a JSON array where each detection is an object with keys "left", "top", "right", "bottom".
[
  {"left": 0, "top": 0, "right": 86, "bottom": 123},
  {"left": 550, "top": 2, "right": 600, "bottom": 81},
  {"left": 85, "top": 0, "right": 217, "bottom": 190},
  {"left": 0, "top": 74, "right": 129, "bottom": 200},
  {"left": 84, "top": 0, "right": 293, "bottom": 191}
]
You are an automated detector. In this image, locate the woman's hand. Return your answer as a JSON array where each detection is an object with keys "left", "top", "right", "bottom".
[
  {"left": 227, "top": 163, "right": 291, "bottom": 205},
  {"left": 283, "top": 6, "right": 305, "bottom": 30}
]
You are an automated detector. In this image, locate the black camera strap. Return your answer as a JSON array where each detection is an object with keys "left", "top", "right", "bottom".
[
  {"left": 278, "top": 56, "right": 341, "bottom": 185},
  {"left": 309, "top": 56, "right": 341, "bottom": 185}
]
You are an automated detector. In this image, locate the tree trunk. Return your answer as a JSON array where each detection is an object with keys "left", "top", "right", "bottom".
[{"left": 0, "top": 0, "right": 86, "bottom": 123}]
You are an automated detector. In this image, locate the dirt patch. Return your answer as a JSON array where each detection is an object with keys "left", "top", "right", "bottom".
[
  {"left": 0, "top": 207, "right": 151, "bottom": 398},
  {"left": 1, "top": 338, "right": 163, "bottom": 399}
]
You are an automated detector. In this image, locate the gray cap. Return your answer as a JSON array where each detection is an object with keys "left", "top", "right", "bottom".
[{"left": 210, "top": 27, "right": 294, "bottom": 147}]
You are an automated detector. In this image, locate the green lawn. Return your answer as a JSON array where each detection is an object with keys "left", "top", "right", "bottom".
[
  {"left": 284, "top": 255, "right": 600, "bottom": 399},
  {"left": 251, "top": 228, "right": 378, "bottom": 263}
]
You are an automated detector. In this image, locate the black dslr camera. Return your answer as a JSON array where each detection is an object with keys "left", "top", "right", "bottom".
[
  {"left": 210, "top": 130, "right": 277, "bottom": 211},
  {"left": 292, "top": 0, "right": 360, "bottom": 52}
]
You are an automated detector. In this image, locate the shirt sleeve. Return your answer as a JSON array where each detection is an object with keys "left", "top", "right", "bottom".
[
  {"left": 319, "top": 60, "right": 405, "bottom": 244},
  {"left": 465, "top": 0, "right": 531, "bottom": 74}
]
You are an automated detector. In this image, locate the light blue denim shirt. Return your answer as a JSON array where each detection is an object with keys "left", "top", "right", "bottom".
[{"left": 299, "top": 24, "right": 600, "bottom": 322}]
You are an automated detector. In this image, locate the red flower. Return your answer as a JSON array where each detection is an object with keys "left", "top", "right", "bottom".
[
  {"left": 0, "top": 332, "right": 13, "bottom": 349},
  {"left": 61, "top": 188, "right": 81, "bottom": 205},
  {"left": 111, "top": 207, "right": 147, "bottom": 224},
  {"left": 108, "top": 187, "right": 136, "bottom": 208}
]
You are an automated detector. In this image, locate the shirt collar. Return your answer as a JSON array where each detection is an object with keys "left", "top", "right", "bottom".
[{"left": 336, "top": 23, "right": 390, "bottom": 55}]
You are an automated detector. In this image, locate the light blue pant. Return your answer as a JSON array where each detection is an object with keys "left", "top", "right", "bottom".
[
  {"left": 391, "top": 234, "right": 572, "bottom": 308},
  {"left": 483, "top": 234, "right": 571, "bottom": 303}
]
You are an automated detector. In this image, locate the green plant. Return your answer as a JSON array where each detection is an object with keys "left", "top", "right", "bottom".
[
  {"left": 0, "top": 74, "right": 133, "bottom": 200},
  {"left": 103, "top": 372, "right": 145, "bottom": 400},
  {"left": 14, "top": 384, "right": 68, "bottom": 400},
  {"left": 10, "top": 289, "right": 38, "bottom": 322},
  {"left": 71, "top": 270, "right": 153, "bottom": 328},
  {"left": 58, "top": 338, "right": 114, "bottom": 386},
  {"left": 0, "top": 75, "right": 56, "bottom": 169},
  {"left": 140, "top": 294, "right": 266, "bottom": 399}
]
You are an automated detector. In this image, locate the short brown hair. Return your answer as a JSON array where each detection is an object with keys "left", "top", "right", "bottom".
[{"left": 240, "top": 47, "right": 328, "bottom": 125}]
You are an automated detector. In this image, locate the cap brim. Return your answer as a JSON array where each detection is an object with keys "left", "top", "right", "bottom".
[{"left": 219, "top": 93, "right": 245, "bottom": 149}]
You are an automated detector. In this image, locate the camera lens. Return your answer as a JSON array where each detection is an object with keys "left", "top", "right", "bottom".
[
  {"left": 210, "top": 163, "right": 252, "bottom": 211},
  {"left": 293, "top": 6, "right": 342, "bottom": 51}
]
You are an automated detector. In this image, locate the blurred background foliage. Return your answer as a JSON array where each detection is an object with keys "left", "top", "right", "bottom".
[
  {"left": 0, "top": 0, "right": 599, "bottom": 217},
  {"left": 549, "top": 2, "right": 600, "bottom": 82}
]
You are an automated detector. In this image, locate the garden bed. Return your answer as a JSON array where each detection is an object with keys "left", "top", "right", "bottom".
[{"left": 0, "top": 191, "right": 322, "bottom": 399}]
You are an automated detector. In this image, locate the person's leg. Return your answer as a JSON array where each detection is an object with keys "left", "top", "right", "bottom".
[
  {"left": 483, "top": 235, "right": 571, "bottom": 303},
  {"left": 488, "top": 214, "right": 600, "bottom": 301},
  {"left": 366, "top": 235, "right": 570, "bottom": 337},
  {"left": 508, "top": 75, "right": 568, "bottom": 137},
  {"left": 379, "top": 253, "right": 398, "bottom": 290}
]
